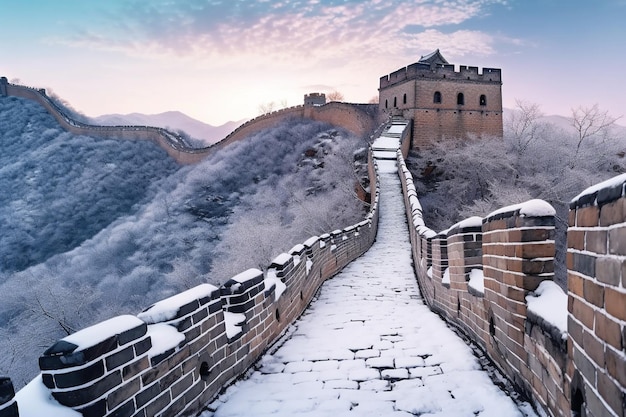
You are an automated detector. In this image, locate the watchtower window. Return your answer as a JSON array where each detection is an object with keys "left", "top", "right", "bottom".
[
  {"left": 403, "top": 93, "right": 407, "bottom": 104},
  {"left": 393, "top": 97, "right": 397, "bottom": 107},
  {"left": 433, "top": 91, "right": 442, "bottom": 104},
  {"left": 480, "top": 94, "right": 487, "bottom": 106},
  {"left": 457, "top": 93, "right": 464, "bottom": 105},
  {"left": 385, "top": 99, "right": 388, "bottom": 109}
]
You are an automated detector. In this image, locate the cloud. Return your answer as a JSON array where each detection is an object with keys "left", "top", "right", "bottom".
[{"left": 58, "top": 0, "right": 506, "bottom": 65}]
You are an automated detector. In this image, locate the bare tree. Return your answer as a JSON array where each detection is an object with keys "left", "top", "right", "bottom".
[
  {"left": 327, "top": 91, "right": 344, "bottom": 102},
  {"left": 368, "top": 96, "right": 379, "bottom": 104},
  {"left": 258, "top": 101, "right": 276, "bottom": 115},
  {"left": 507, "top": 99, "right": 547, "bottom": 155},
  {"left": 571, "top": 104, "right": 622, "bottom": 160}
]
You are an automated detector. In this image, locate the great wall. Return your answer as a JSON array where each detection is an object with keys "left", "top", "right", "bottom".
[
  {"left": 0, "top": 78, "right": 377, "bottom": 165},
  {"left": 0, "top": 51, "right": 624, "bottom": 417}
]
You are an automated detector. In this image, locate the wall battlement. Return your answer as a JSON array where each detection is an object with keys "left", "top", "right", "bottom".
[
  {"left": 396, "top": 147, "right": 626, "bottom": 417},
  {"left": 380, "top": 63, "right": 502, "bottom": 89}
]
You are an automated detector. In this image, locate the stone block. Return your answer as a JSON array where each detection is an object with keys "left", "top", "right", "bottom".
[
  {"left": 568, "top": 316, "right": 583, "bottom": 348},
  {"left": 109, "top": 399, "right": 135, "bottom": 417},
  {"left": 576, "top": 206, "right": 599, "bottom": 227},
  {"left": 52, "top": 370, "right": 122, "bottom": 408},
  {"left": 568, "top": 209, "right": 576, "bottom": 227},
  {"left": 572, "top": 345, "right": 596, "bottom": 387},
  {"left": 144, "top": 390, "right": 171, "bottom": 417},
  {"left": 106, "top": 345, "right": 135, "bottom": 371},
  {"left": 76, "top": 399, "right": 106, "bottom": 417},
  {"left": 123, "top": 355, "right": 149, "bottom": 381},
  {"left": 516, "top": 242, "right": 554, "bottom": 259},
  {"left": 171, "top": 373, "right": 194, "bottom": 400},
  {"left": 572, "top": 253, "right": 597, "bottom": 278},
  {"left": 609, "top": 225, "right": 626, "bottom": 255},
  {"left": 597, "top": 183, "right": 626, "bottom": 207},
  {"left": 136, "top": 381, "right": 162, "bottom": 409},
  {"left": 106, "top": 376, "right": 140, "bottom": 410},
  {"left": 133, "top": 336, "right": 152, "bottom": 357},
  {"left": 521, "top": 228, "right": 554, "bottom": 242},
  {"left": 160, "top": 366, "right": 183, "bottom": 392},
  {"left": 583, "top": 279, "right": 604, "bottom": 308},
  {"left": 597, "top": 370, "right": 625, "bottom": 417},
  {"left": 585, "top": 230, "right": 608, "bottom": 254},
  {"left": 569, "top": 296, "right": 595, "bottom": 330},
  {"left": 605, "top": 287, "right": 626, "bottom": 321},
  {"left": 567, "top": 230, "right": 584, "bottom": 250},
  {"left": 606, "top": 345, "right": 626, "bottom": 387},
  {"left": 54, "top": 360, "right": 106, "bottom": 389},
  {"left": 595, "top": 257, "right": 622, "bottom": 286},
  {"left": 0, "top": 379, "right": 14, "bottom": 409},
  {"left": 161, "top": 392, "right": 187, "bottom": 417},
  {"left": 40, "top": 336, "right": 117, "bottom": 371},
  {"left": 582, "top": 330, "right": 605, "bottom": 368},
  {"left": 595, "top": 310, "right": 623, "bottom": 350},
  {"left": 600, "top": 198, "right": 626, "bottom": 227},
  {"left": 568, "top": 273, "right": 584, "bottom": 297}
]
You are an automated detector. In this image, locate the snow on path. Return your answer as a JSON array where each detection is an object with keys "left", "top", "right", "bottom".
[{"left": 202, "top": 161, "right": 535, "bottom": 417}]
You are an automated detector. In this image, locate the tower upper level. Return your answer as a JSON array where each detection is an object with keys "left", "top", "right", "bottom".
[{"left": 379, "top": 50, "right": 502, "bottom": 90}]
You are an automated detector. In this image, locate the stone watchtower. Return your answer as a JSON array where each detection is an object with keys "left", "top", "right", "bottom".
[
  {"left": 378, "top": 50, "right": 503, "bottom": 148},
  {"left": 304, "top": 93, "right": 326, "bottom": 106}
]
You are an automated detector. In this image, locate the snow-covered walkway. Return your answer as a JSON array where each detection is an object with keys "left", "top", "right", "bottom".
[{"left": 202, "top": 158, "right": 535, "bottom": 417}]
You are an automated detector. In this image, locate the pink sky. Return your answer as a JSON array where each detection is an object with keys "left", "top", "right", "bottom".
[{"left": 2, "top": 0, "right": 624, "bottom": 125}]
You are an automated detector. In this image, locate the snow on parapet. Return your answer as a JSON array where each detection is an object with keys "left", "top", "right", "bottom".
[
  {"left": 570, "top": 172, "right": 626, "bottom": 208},
  {"left": 485, "top": 199, "right": 556, "bottom": 221},
  {"left": 62, "top": 315, "right": 146, "bottom": 352},
  {"left": 468, "top": 269, "right": 485, "bottom": 295},
  {"left": 145, "top": 323, "right": 185, "bottom": 359},
  {"left": 231, "top": 268, "right": 263, "bottom": 283},
  {"left": 223, "top": 312, "right": 246, "bottom": 339},
  {"left": 265, "top": 269, "right": 287, "bottom": 301},
  {"left": 138, "top": 284, "right": 218, "bottom": 324},
  {"left": 15, "top": 376, "right": 81, "bottom": 417},
  {"left": 526, "top": 281, "right": 567, "bottom": 339}
]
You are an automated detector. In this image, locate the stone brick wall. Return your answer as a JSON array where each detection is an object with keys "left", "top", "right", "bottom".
[
  {"left": 395, "top": 151, "right": 626, "bottom": 417},
  {"left": 2, "top": 83, "right": 208, "bottom": 165},
  {"left": 1, "top": 81, "right": 377, "bottom": 165},
  {"left": 482, "top": 203, "right": 568, "bottom": 415},
  {"left": 568, "top": 175, "right": 626, "bottom": 417},
  {"left": 5, "top": 141, "right": 382, "bottom": 417}
]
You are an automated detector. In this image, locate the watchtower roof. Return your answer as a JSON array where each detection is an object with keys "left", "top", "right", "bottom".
[{"left": 418, "top": 49, "right": 449, "bottom": 65}]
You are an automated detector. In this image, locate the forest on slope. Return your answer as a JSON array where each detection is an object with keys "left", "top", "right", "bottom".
[
  {"left": 0, "top": 96, "right": 368, "bottom": 386},
  {"left": 407, "top": 102, "right": 625, "bottom": 287}
]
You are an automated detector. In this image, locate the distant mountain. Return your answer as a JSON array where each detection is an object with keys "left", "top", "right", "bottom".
[
  {"left": 504, "top": 108, "right": 626, "bottom": 140},
  {"left": 92, "top": 111, "right": 245, "bottom": 145}
]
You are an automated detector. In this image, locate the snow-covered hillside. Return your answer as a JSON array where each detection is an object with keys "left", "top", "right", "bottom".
[{"left": 0, "top": 96, "right": 367, "bottom": 387}]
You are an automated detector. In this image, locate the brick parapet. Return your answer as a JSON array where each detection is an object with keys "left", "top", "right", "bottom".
[
  {"left": 396, "top": 150, "right": 574, "bottom": 417},
  {"left": 567, "top": 174, "right": 626, "bottom": 417}
]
